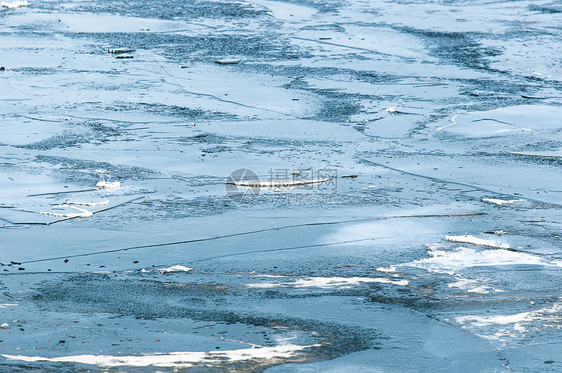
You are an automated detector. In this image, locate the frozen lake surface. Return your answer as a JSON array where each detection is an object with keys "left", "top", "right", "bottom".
[{"left": 1, "top": 0, "right": 561, "bottom": 371}]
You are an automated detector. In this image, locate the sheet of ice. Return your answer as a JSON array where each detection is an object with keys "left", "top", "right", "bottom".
[
  {"left": 436, "top": 105, "right": 562, "bottom": 138},
  {"left": 446, "top": 235, "right": 510, "bottom": 249},
  {"left": 157, "top": 265, "right": 193, "bottom": 274},
  {"left": 247, "top": 276, "right": 409, "bottom": 289},
  {"left": 2, "top": 344, "right": 318, "bottom": 368},
  {"left": 248, "top": 0, "right": 316, "bottom": 22}
]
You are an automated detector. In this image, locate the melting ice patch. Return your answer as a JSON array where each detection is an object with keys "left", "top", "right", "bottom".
[
  {"left": 2, "top": 344, "right": 318, "bottom": 369},
  {"left": 247, "top": 276, "right": 408, "bottom": 289},
  {"left": 448, "top": 277, "right": 503, "bottom": 294},
  {"left": 454, "top": 303, "right": 562, "bottom": 342},
  {"left": 446, "top": 235, "right": 510, "bottom": 249},
  {"left": 401, "top": 246, "right": 558, "bottom": 275}
]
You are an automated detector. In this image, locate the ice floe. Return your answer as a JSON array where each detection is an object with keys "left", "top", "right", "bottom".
[{"left": 247, "top": 276, "right": 408, "bottom": 289}]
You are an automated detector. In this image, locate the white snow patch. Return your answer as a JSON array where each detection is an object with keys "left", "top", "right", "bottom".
[
  {"left": 448, "top": 277, "right": 502, "bottom": 294},
  {"left": 402, "top": 246, "right": 551, "bottom": 275},
  {"left": 1, "top": 1, "right": 28, "bottom": 9},
  {"left": 376, "top": 266, "right": 396, "bottom": 273},
  {"left": 157, "top": 265, "right": 193, "bottom": 274},
  {"left": 446, "top": 235, "right": 510, "bottom": 249},
  {"left": 2, "top": 344, "right": 318, "bottom": 369},
  {"left": 0, "top": 304, "right": 17, "bottom": 309},
  {"left": 482, "top": 198, "right": 524, "bottom": 206},
  {"left": 452, "top": 303, "right": 562, "bottom": 342},
  {"left": 247, "top": 276, "right": 409, "bottom": 289},
  {"left": 96, "top": 181, "right": 120, "bottom": 190}
]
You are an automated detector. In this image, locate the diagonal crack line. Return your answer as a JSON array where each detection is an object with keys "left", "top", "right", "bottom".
[
  {"left": 16, "top": 213, "right": 486, "bottom": 264},
  {"left": 201, "top": 216, "right": 252, "bottom": 261}
]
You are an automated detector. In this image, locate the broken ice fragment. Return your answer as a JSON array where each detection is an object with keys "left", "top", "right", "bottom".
[
  {"left": 157, "top": 265, "right": 193, "bottom": 274},
  {"left": 214, "top": 59, "right": 240, "bottom": 65},
  {"left": 96, "top": 181, "right": 120, "bottom": 190},
  {"left": 108, "top": 48, "right": 135, "bottom": 54}
]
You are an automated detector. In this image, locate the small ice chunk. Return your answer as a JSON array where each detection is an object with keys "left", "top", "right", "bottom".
[
  {"left": 1, "top": 1, "right": 28, "bottom": 9},
  {"left": 158, "top": 265, "right": 193, "bottom": 274},
  {"left": 96, "top": 181, "right": 120, "bottom": 190},
  {"left": 386, "top": 106, "right": 397, "bottom": 113}
]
